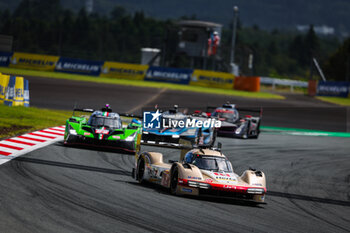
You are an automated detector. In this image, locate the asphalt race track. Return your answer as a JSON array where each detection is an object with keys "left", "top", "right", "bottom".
[
  {"left": 0, "top": 135, "right": 349, "bottom": 233},
  {"left": 26, "top": 76, "right": 349, "bottom": 132},
  {"left": 0, "top": 76, "right": 349, "bottom": 232}
]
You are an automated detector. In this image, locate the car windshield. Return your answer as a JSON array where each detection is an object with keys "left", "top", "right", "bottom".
[
  {"left": 88, "top": 116, "right": 121, "bottom": 129},
  {"left": 212, "top": 110, "right": 239, "bottom": 123},
  {"left": 192, "top": 156, "right": 233, "bottom": 172}
]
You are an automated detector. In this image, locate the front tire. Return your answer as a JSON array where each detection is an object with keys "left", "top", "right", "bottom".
[
  {"left": 170, "top": 167, "right": 179, "bottom": 195},
  {"left": 137, "top": 158, "right": 146, "bottom": 183},
  {"left": 243, "top": 121, "right": 251, "bottom": 139}
]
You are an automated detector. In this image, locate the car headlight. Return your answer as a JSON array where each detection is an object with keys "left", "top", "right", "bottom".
[
  {"left": 235, "top": 125, "right": 244, "bottom": 134},
  {"left": 68, "top": 124, "right": 77, "bottom": 135},
  {"left": 247, "top": 188, "right": 264, "bottom": 194},
  {"left": 172, "top": 135, "right": 180, "bottom": 138},
  {"left": 125, "top": 132, "right": 136, "bottom": 141},
  {"left": 69, "top": 129, "right": 77, "bottom": 135}
]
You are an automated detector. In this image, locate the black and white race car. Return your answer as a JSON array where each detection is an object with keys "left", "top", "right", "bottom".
[{"left": 194, "top": 103, "right": 262, "bottom": 139}]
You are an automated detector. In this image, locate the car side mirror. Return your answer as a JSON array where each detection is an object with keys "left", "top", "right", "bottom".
[{"left": 217, "top": 142, "right": 222, "bottom": 152}]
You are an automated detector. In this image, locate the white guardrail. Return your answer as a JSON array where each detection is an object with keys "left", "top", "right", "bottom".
[{"left": 260, "top": 77, "right": 308, "bottom": 92}]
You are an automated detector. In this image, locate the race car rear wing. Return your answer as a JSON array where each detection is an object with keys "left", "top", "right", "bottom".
[
  {"left": 72, "top": 108, "right": 94, "bottom": 116},
  {"left": 206, "top": 106, "right": 263, "bottom": 118},
  {"left": 119, "top": 113, "right": 143, "bottom": 119}
]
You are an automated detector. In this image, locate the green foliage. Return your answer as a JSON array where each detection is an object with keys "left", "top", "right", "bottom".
[
  {"left": 323, "top": 38, "right": 350, "bottom": 81},
  {"left": 316, "top": 96, "right": 350, "bottom": 106},
  {"left": 220, "top": 25, "right": 338, "bottom": 78},
  {"left": 0, "top": 0, "right": 169, "bottom": 62},
  {"left": 0, "top": 0, "right": 342, "bottom": 79},
  {"left": 0, "top": 104, "right": 71, "bottom": 139}
]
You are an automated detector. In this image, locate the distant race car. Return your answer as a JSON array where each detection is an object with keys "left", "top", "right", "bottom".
[
  {"left": 132, "top": 144, "right": 267, "bottom": 204},
  {"left": 64, "top": 104, "right": 142, "bottom": 153},
  {"left": 194, "top": 103, "right": 262, "bottom": 139},
  {"left": 141, "top": 105, "right": 217, "bottom": 148}
]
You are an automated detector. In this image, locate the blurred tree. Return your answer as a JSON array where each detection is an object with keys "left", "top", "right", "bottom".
[
  {"left": 0, "top": 0, "right": 340, "bottom": 78},
  {"left": 110, "top": 6, "right": 127, "bottom": 21},
  {"left": 324, "top": 38, "right": 350, "bottom": 81}
]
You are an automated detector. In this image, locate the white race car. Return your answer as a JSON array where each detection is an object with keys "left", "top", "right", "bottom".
[{"left": 132, "top": 144, "right": 266, "bottom": 204}]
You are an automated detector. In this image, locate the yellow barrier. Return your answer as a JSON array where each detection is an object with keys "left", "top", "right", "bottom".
[
  {"left": 100, "top": 62, "right": 148, "bottom": 80},
  {"left": 190, "top": 70, "right": 235, "bottom": 89},
  {"left": 13, "top": 76, "right": 24, "bottom": 106},
  {"left": 1, "top": 74, "right": 28, "bottom": 106},
  {"left": 0, "top": 74, "right": 10, "bottom": 104},
  {"left": 9, "top": 52, "right": 59, "bottom": 71}
]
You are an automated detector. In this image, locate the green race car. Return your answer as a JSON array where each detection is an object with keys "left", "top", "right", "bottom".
[{"left": 64, "top": 105, "right": 142, "bottom": 153}]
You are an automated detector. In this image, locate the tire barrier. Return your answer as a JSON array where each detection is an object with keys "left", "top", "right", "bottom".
[{"left": 0, "top": 73, "right": 29, "bottom": 107}]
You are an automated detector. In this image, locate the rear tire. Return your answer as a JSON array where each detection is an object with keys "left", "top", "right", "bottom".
[
  {"left": 170, "top": 167, "right": 179, "bottom": 195},
  {"left": 255, "top": 121, "right": 261, "bottom": 139}
]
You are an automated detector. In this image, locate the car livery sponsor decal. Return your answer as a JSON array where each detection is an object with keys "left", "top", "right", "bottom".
[
  {"left": 223, "top": 185, "right": 236, "bottom": 189},
  {"left": 215, "top": 109, "right": 234, "bottom": 113},
  {"left": 181, "top": 188, "right": 193, "bottom": 193},
  {"left": 208, "top": 172, "right": 237, "bottom": 183},
  {"left": 95, "top": 127, "right": 109, "bottom": 140},
  {"left": 95, "top": 128, "right": 109, "bottom": 134},
  {"left": 188, "top": 176, "right": 201, "bottom": 180}
]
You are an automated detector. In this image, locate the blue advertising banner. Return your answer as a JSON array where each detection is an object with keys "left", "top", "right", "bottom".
[
  {"left": 0, "top": 51, "right": 13, "bottom": 67},
  {"left": 55, "top": 57, "right": 104, "bottom": 76},
  {"left": 145, "top": 66, "right": 193, "bottom": 84},
  {"left": 317, "top": 81, "right": 350, "bottom": 97}
]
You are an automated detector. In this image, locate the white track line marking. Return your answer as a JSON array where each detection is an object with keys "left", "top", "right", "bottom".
[{"left": 127, "top": 88, "right": 167, "bottom": 113}]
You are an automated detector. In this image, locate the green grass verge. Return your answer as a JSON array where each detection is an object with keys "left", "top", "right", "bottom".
[
  {"left": 316, "top": 96, "right": 350, "bottom": 106},
  {"left": 0, "top": 67, "right": 284, "bottom": 100},
  {"left": 261, "top": 126, "right": 350, "bottom": 137},
  {"left": 0, "top": 105, "right": 71, "bottom": 139}
]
